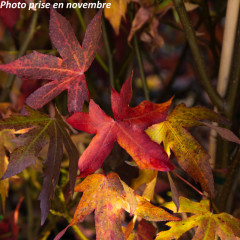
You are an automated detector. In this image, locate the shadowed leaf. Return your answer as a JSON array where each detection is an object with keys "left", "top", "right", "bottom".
[{"left": 0, "top": 107, "right": 79, "bottom": 224}]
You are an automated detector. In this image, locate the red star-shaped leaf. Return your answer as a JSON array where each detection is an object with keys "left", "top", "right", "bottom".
[{"left": 67, "top": 74, "right": 174, "bottom": 177}]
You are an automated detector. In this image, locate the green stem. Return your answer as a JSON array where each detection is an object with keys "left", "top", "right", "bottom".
[
  {"left": 102, "top": 18, "right": 115, "bottom": 88},
  {"left": 172, "top": 0, "right": 224, "bottom": 111},
  {"left": 72, "top": 225, "right": 89, "bottom": 240},
  {"left": 116, "top": 49, "right": 134, "bottom": 87},
  {"left": 58, "top": 189, "right": 89, "bottom": 240},
  {"left": 0, "top": 10, "right": 39, "bottom": 102},
  {"left": 133, "top": 34, "right": 150, "bottom": 101},
  {"left": 68, "top": 0, "right": 86, "bottom": 31},
  {"left": 68, "top": 0, "right": 109, "bottom": 73}
]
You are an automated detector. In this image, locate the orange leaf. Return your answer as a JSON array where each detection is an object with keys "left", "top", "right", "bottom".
[
  {"left": 104, "top": 0, "right": 128, "bottom": 35},
  {"left": 55, "top": 173, "right": 179, "bottom": 240}
]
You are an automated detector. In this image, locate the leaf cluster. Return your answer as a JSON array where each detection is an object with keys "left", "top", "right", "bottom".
[{"left": 0, "top": 3, "right": 240, "bottom": 240}]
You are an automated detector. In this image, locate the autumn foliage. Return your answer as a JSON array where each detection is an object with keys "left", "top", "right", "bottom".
[{"left": 0, "top": 1, "right": 240, "bottom": 240}]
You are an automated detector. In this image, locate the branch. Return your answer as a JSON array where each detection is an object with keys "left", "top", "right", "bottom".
[{"left": 172, "top": 0, "right": 224, "bottom": 110}]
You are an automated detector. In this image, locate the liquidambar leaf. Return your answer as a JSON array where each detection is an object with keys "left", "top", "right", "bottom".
[
  {"left": 156, "top": 196, "right": 240, "bottom": 240},
  {"left": 0, "top": 129, "right": 15, "bottom": 212},
  {"left": 132, "top": 169, "right": 158, "bottom": 201},
  {"left": 104, "top": 0, "right": 128, "bottom": 35},
  {"left": 55, "top": 173, "right": 179, "bottom": 240},
  {"left": 146, "top": 104, "right": 230, "bottom": 197},
  {"left": 0, "top": 8, "right": 102, "bottom": 113},
  {"left": 67, "top": 74, "right": 174, "bottom": 177},
  {"left": 0, "top": 107, "right": 79, "bottom": 224}
]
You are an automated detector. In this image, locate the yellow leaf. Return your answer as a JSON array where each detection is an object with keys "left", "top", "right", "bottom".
[
  {"left": 104, "top": 0, "right": 128, "bottom": 35},
  {"left": 156, "top": 197, "right": 240, "bottom": 240},
  {"left": 132, "top": 169, "right": 157, "bottom": 201},
  {"left": 0, "top": 129, "right": 15, "bottom": 212},
  {"left": 146, "top": 103, "right": 229, "bottom": 197}
]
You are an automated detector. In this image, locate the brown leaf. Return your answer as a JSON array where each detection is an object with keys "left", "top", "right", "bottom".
[
  {"left": 128, "top": 7, "right": 153, "bottom": 42},
  {"left": 202, "top": 122, "right": 240, "bottom": 144}
]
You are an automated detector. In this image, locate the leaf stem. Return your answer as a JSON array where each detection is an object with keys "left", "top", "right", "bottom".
[
  {"left": 68, "top": 0, "right": 109, "bottom": 73},
  {"left": 58, "top": 189, "right": 89, "bottom": 240},
  {"left": 172, "top": 171, "right": 205, "bottom": 197},
  {"left": 133, "top": 34, "right": 150, "bottom": 101},
  {"left": 102, "top": 18, "right": 115, "bottom": 88},
  {"left": 0, "top": 10, "right": 39, "bottom": 102},
  {"left": 172, "top": 0, "right": 224, "bottom": 111}
]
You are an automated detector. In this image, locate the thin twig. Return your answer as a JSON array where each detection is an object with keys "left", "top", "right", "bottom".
[
  {"left": 217, "top": 147, "right": 240, "bottom": 212},
  {"left": 102, "top": 18, "right": 115, "bottom": 88},
  {"left": 172, "top": 171, "right": 205, "bottom": 197},
  {"left": 172, "top": 0, "right": 224, "bottom": 111},
  {"left": 133, "top": 34, "right": 150, "bottom": 101},
  {"left": 0, "top": 10, "right": 39, "bottom": 102},
  {"left": 68, "top": 0, "right": 86, "bottom": 32},
  {"left": 200, "top": 0, "right": 219, "bottom": 67}
]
